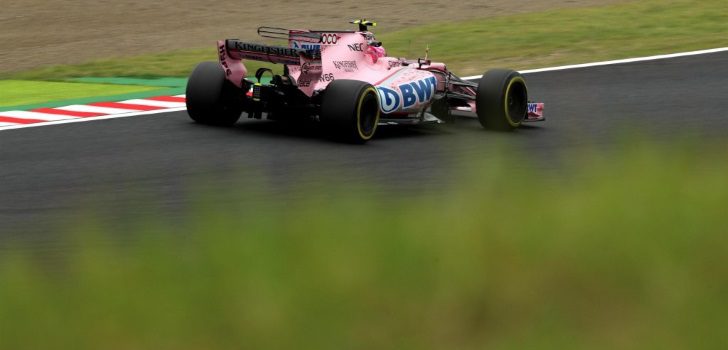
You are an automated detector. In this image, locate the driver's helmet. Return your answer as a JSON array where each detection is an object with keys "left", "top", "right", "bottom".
[
  {"left": 369, "top": 45, "right": 386, "bottom": 60},
  {"left": 364, "top": 32, "right": 386, "bottom": 58}
]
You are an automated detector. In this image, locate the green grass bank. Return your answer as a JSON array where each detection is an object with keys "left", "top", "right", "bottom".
[
  {"left": 382, "top": 0, "right": 728, "bottom": 74},
  {"left": 1, "top": 140, "right": 727, "bottom": 349},
  {"left": 4, "top": 0, "right": 727, "bottom": 80},
  {"left": 0, "top": 80, "right": 163, "bottom": 108},
  {"left": 0, "top": 80, "right": 164, "bottom": 110}
]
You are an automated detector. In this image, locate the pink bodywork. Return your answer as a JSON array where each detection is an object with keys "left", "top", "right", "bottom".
[
  {"left": 219, "top": 30, "right": 470, "bottom": 115},
  {"left": 217, "top": 29, "right": 544, "bottom": 121}
]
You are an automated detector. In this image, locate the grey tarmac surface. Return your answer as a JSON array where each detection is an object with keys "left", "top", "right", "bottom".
[{"left": 2, "top": 51, "right": 728, "bottom": 240}]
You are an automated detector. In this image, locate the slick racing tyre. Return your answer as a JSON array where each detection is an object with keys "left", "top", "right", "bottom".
[
  {"left": 476, "top": 69, "right": 528, "bottom": 131},
  {"left": 186, "top": 61, "right": 242, "bottom": 126},
  {"left": 320, "top": 80, "right": 381, "bottom": 143}
]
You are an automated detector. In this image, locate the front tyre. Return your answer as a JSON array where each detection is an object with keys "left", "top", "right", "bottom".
[
  {"left": 186, "top": 61, "right": 242, "bottom": 126},
  {"left": 320, "top": 80, "right": 381, "bottom": 143},
  {"left": 476, "top": 69, "right": 528, "bottom": 131}
]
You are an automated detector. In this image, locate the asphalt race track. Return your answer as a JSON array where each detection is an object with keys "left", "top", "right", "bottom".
[{"left": 2, "top": 51, "right": 728, "bottom": 239}]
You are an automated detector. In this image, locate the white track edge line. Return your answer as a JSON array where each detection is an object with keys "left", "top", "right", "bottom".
[
  {"left": 0, "top": 107, "right": 187, "bottom": 132},
  {"left": 55, "top": 104, "right": 141, "bottom": 114},
  {"left": 119, "top": 99, "right": 187, "bottom": 108},
  {"left": 462, "top": 46, "right": 728, "bottom": 80}
]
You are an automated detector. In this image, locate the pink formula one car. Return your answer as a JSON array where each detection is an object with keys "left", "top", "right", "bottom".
[{"left": 186, "top": 20, "right": 544, "bottom": 143}]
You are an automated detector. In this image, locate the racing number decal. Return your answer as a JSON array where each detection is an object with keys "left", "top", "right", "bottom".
[
  {"left": 320, "top": 33, "right": 339, "bottom": 45},
  {"left": 319, "top": 73, "right": 335, "bottom": 83}
]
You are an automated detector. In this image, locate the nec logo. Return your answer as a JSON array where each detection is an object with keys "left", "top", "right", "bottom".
[{"left": 348, "top": 43, "right": 364, "bottom": 52}]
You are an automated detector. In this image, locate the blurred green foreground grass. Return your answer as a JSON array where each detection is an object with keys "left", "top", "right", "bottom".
[{"left": 1, "top": 141, "right": 727, "bottom": 349}]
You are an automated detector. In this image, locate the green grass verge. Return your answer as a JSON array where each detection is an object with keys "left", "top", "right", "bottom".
[
  {"left": 0, "top": 80, "right": 161, "bottom": 108},
  {"left": 4, "top": 49, "right": 279, "bottom": 81},
  {"left": 381, "top": 0, "right": 728, "bottom": 74},
  {"left": 0, "top": 87, "right": 186, "bottom": 113},
  {"left": 70, "top": 77, "right": 188, "bottom": 88},
  {"left": 3, "top": 0, "right": 727, "bottom": 80},
  {"left": 1, "top": 140, "right": 727, "bottom": 349}
]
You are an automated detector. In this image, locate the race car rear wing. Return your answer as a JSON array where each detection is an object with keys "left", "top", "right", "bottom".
[
  {"left": 218, "top": 30, "right": 325, "bottom": 88},
  {"left": 218, "top": 38, "right": 319, "bottom": 88},
  {"left": 257, "top": 27, "right": 322, "bottom": 43}
]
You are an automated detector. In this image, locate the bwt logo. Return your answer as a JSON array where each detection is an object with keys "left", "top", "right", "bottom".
[
  {"left": 377, "top": 76, "right": 437, "bottom": 113},
  {"left": 377, "top": 87, "right": 400, "bottom": 114}
]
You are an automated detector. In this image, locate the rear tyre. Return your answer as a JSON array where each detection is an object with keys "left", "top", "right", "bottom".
[
  {"left": 320, "top": 80, "right": 381, "bottom": 143},
  {"left": 186, "top": 61, "right": 242, "bottom": 126},
  {"left": 476, "top": 69, "right": 528, "bottom": 131}
]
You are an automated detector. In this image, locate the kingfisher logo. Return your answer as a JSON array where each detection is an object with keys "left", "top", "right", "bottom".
[{"left": 376, "top": 76, "right": 437, "bottom": 113}]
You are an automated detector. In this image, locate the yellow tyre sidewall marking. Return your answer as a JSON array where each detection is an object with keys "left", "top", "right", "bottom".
[
  {"left": 357, "top": 86, "right": 380, "bottom": 140},
  {"left": 504, "top": 76, "right": 527, "bottom": 127}
]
